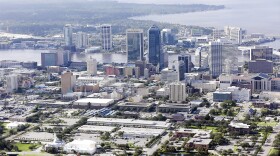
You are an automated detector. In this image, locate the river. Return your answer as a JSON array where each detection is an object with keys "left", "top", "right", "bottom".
[{"left": 125, "top": 0, "right": 280, "bottom": 35}]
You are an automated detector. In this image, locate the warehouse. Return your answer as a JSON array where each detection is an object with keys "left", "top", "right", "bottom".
[
  {"left": 118, "top": 127, "right": 165, "bottom": 138},
  {"left": 87, "top": 117, "right": 171, "bottom": 129},
  {"left": 73, "top": 98, "right": 114, "bottom": 109}
]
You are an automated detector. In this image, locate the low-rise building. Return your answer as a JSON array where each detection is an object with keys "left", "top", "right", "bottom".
[{"left": 228, "top": 121, "right": 250, "bottom": 135}]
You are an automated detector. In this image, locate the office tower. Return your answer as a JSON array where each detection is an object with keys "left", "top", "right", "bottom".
[
  {"left": 250, "top": 46, "right": 273, "bottom": 61},
  {"left": 169, "top": 82, "right": 186, "bottom": 102},
  {"left": 64, "top": 24, "right": 73, "bottom": 47},
  {"left": 61, "top": 71, "right": 76, "bottom": 94},
  {"left": 178, "top": 54, "right": 192, "bottom": 73},
  {"left": 87, "top": 57, "right": 98, "bottom": 75},
  {"left": 101, "top": 24, "right": 112, "bottom": 51},
  {"left": 194, "top": 47, "right": 202, "bottom": 68},
  {"left": 56, "top": 51, "right": 70, "bottom": 66},
  {"left": 212, "top": 29, "right": 223, "bottom": 40},
  {"left": 224, "top": 26, "right": 242, "bottom": 44},
  {"left": 161, "top": 29, "right": 175, "bottom": 45},
  {"left": 148, "top": 25, "right": 164, "bottom": 70},
  {"left": 41, "top": 52, "right": 58, "bottom": 67},
  {"left": 75, "top": 32, "right": 89, "bottom": 49},
  {"left": 126, "top": 29, "right": 144, "bottom": 62},
  {"left": 178, "top": 60, "right": 186, "bottom": 81},
  {"left": 6, "top": 75, "right": 18, "bottom": 93},
  {"left": 209, "top": 41, "right": 223, "bottom": 78}
]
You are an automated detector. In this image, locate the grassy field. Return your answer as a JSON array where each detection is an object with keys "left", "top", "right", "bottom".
[
  {"left": 15, "top": 143, "right": 40, "bottom": 152},
  {"left": 257, "top": 121, "right": 278, "bottom": 127}
]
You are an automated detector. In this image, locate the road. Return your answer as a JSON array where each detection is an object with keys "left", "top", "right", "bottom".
[
  {"left": 236, "top": 102, "right": 251, "bottom": 120},
  {"left": 145, "top": 133, "right": 170, "bottom": 156},
  {"left": 259, "top": 122, "right": 280, "bottom": 156}
]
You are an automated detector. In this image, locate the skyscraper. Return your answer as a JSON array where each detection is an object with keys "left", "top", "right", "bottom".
[
  {"left": 177, "top": 60, "right": 186, "bottom": 81},
  {"left": 41, "top": 52, "right": 58, "bottom": 67},
  {"left": 161, "top": 29, "right": 174, "bottom": 45},
  {"left": 148, "top": 25, "right": 164, "bottom": 70},
  {"left": 87, "top": 57, "right": 98, "bottom": 75},
  {"left": 101, "top": 24, "right": 112, "bottom": 51},
  {"left": 61, "top": 71, "right": 76, "bottom": 94},
  {"left": 178, "top": 54, "right": 192, "bottom": 73},
  {"left": 56, "top": 50, "right": 70, "bottom": 66},
  {"left": 209, "top": 41, "right": 223, "bottom": 78},
  {"left": 75, "top": 32, "right": 89, "bottom": 49},
  {"left": 64, "top": 24, "right": 73, "bottom": 47},
  {"left": 126, "top": 29, "right": 144, "bottom": 62}
]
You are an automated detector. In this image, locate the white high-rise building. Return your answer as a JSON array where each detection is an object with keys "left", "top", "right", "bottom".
[
  {"left": 87, "top": 57, "right": 97, "bottom": 75},
  {"left": 209, "top": 41, "right": 223, "bottom": 78},
  {"left": 75, "top": 32, "right": 89, "bottom": 49},
  {"left": 6, "top": 75, "right": 18, "bottom": 93},
  {"left": 224, "top": 26, "right": 242, "bottom": 44},
  {"left": 64, "top": 24, "right": 73, "bottom": 47},
  {"left": 169, "top": 82, "right": 186, "bottom": 102},
  {"left": 101, "top": 24, "right": 112, "bottom": 51}
]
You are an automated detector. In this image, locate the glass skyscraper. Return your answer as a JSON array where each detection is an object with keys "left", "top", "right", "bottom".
[
  {"left": 126, "top": 29, "right": 144, "bottom": 63},
  {"left": 148, "top": 25, "right": 164, "bottom": 70}
]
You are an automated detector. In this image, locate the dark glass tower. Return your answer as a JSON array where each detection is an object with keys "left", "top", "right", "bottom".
[{"left": 148, "top": 25, "right": 164, "bottom": 70}]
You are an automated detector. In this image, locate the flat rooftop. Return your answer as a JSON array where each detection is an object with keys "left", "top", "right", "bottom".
[{"left": 78, "top": 125, "right": 116, "bottom": 132}]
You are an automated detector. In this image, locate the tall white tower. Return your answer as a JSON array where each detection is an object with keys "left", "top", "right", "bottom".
[
  {"left": 101, "top": 24, "right": 112, "bottom": 51},
  {"left": 87, "top": 57, "right": 98, "bottom": 75},
  {"left": 6, "top": 75, "right": 18, "bottom": 93},
  {"left": 64, "top": 24, "right": 73, "bottom": 47}
]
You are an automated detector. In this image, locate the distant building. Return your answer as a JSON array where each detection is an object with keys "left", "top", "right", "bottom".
[
  {"left": 41, "top": 52, "right": 57, "bottom": 67},
  {"left": 56, "top": 51, "right": 70, "bottom": 66},
  {"left": 126, "top": 29, "right": 144, "bottom": 62},
  {"left": 75, "top": 32, "right": 89, "bottom": 49},
  {"left": 64, "top": 24, "right": 73, "bottom": 47},
  {"left": 213, "top": 91, "right": 232, "bottom": 102},
  {"left": 161, "top": 29, "right": 175, "bottom": 45},
  {"left": 61, "top": 71, "right": 76, "bottom": 94},
  {"left": 101, "top": 24, "right": 112, "bottom": 51},
  {"left": 212, "top": 29, "right": 223, "bottom": 40},
  {"left": 250, "top": 46, "right": 273, "bottom": 61},
  {"left": 209, "top": 41, "right": 223, "bottom": 78},
  {"left": 169, "top": 82, "right": 186, "bottom": 102},
  {"left": 148, "top": 25, "right": 164, "bottom": 70},
  {"left": 224, "top": 26, "right": 243, "bottom": 44},
  {"left": 251, "top": 73, "right": 271, "bottom": 93},
  {"left": 178, "top": 60, "right": 186, "bottom": 81},
  {"left": 6, "top": 75, "right": 18, "bottom": 93},
  {"left": 178, "top": 54, "right": 192, "bottom": 73},
  {"left": 248, "top": 59, "right": 273, "bottom": 73},
  {"left": 87, "top": 57, "right": 98, "bottom": 75}
]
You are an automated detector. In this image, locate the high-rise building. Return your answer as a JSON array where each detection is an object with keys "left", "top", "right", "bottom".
[
  {"left": 6, "top": 75, "right": 18, "bottom": 93},
  {"left": 250, "top": 46, "right": 273, "bottom": 61},
  {"left": 178, "top": 54, "right": 192, "bottom": 73},
  {"left": 161, "top": 29, "right": 175, "bottom": 45},
  {"left": 169, "top": 82, "right": 186, "bottom": 102},
  {"left": 41, "top": 52, "right": 58, "bottom": 67},
  {"left": 126, "top": 29, "right": 144, "bottom": 62},
  {"left": 212, "top": 29, "right": 223, "bottom": 40},
  {"left": 56, "top": 51, "right": 70, "bottom": 66},
  {"left": 87, "top": 57, "right": 98, "bottom": 75},
  {"left": 248, "top": 59, "right": 273, "bottom": 73},
  {"left": 209, "top": 41, "right": 223, "bottom": 78},
  {"left": 75, "top": 32, "right": 89, "bottom": 49},
  {"left": 194, "top": 47, "right": 202, "bottom": 68},
  {"left": 148, "top": 25, "right": 164, "bottom": 70},
  {"left": 61, "top": 71, "right": 76, "bottom": 94},
  {"left": 224, "top": 26, "right": 242, "bottom": 44},
  {"left": 178, "top": 60, "right": 186, "bottom": 81},
  {"left": 64, "top": 24, "right": 73, "bottom": 47},
  {"left": 101, "top": 24, "right": 112, "bottom": 51}
]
